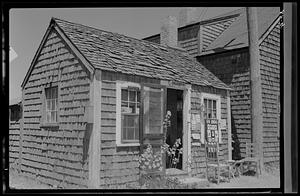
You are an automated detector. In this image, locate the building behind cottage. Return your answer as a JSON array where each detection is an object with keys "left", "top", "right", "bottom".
[{"left": 144, "top": 7, "right": 281, "bottom": 164}]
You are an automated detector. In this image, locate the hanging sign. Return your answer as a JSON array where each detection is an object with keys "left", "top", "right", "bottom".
[
  {"left": 205, "top": 119, "right": 219, "bottom": 143},
  {"left": 191, "top": 113, "right": 201, "bottom": 131}
]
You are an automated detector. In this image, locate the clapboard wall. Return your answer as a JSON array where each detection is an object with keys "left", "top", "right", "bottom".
[
  {"left": 190, "top": 86, "right": 229, "bottom": 177},
  {"left": 20, "top": 29, "right": 91, "bottom": 188},
  {"left": 259, "top": 21, "right": 281, "bottom": 164}
]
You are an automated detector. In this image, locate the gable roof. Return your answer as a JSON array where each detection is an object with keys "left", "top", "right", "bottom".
[
  {"left": 201, "top": 7, "right": 281, "bottom": 55},
  {"left": 42, "top": 18, "right": 229, "bottom": 90}
]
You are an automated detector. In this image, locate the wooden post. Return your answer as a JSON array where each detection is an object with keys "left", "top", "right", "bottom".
[
  {"left": 227, "top": 90, "right": 232, "bottom": 160},
  {"left": 88, "top": 70, "right": 101, "bottom": 188},
  {"left": 283, "top": 3, "right": 298, "bottom": 193},
  {"left": 246, "top": 7, "right": 264, "bottom": 170}
]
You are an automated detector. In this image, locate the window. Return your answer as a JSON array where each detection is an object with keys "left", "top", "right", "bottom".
[
  {"left": 121, "top": 87, "right": 140, "bottom": 142},
  {"left": 200, "top": 93, "right": 221, "bottom": 144},
  {"left": 203, "top": 98, "right": 217, "bottom": 119},
  {"left": 45, "top": 87, "right": 58, "bottom": 123},
  {"left": 116, "top": 82, "right": 141, "bottom": 146}
]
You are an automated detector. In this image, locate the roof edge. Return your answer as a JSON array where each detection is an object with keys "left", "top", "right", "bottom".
[{"left": 21, "top": 18, "right": 95, "bottom": 89}]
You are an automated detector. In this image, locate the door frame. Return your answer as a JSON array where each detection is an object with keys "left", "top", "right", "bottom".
[
  {"left": 161, "top": 80, "right": 192, "bottom": 173},
  {"left": 139, "top": 81, "right": 192, "bottom": 173}
]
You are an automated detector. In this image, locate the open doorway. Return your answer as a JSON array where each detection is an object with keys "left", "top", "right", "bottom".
[{"left": 166, "top": 88, "right": 183, "bottom": 170}]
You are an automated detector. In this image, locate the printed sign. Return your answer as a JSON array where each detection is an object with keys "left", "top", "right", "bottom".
[
  {"left": 220, "top": 119, "right": 227, "bottom": 130},
  {"left": 205, "top": 119, "right": 219, "bottom": 143},
  {"left": 191, "top": 114, "right": 201, "bottom": 131}
]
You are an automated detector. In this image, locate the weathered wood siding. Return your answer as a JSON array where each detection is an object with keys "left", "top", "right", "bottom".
[
  {"left": 100, "top": 71, "right": 160, "bottom": 189},
  {"left": 178, "top": 38, "right": 199, "bottom": 57},
  {"left": 259, "top": 21, "right": 281, "bottom": 164},
  {"left": 20, "top": 29, "right": 91, "bottom": 188},
  {"left": 190, "top": 86, "right": 229, "bottom": 177},
  {"left": 9, "top": 119, "right": 21, "bottom": 169},
  {"left": 201, "top": 18, "right": 237, "bottom": 52},
  {"left": 197, "top": 49, "right": 251, "bottom": 159}
]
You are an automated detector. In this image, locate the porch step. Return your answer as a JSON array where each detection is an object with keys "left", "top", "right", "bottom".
[
  {"left": 166, "top": 168, "right": 209, "bottom": 188},
  {"left": 178, "top": 177, "right": 210, "bottom": 188},
  {"left": 166, "top": 168, "right": 189, "bottom": 179}
]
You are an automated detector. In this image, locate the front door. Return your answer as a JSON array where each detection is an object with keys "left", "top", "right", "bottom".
[
  {"left": 166, "top": 89, "right": 183, "bottom": 169},
  {"left": 140, "top": 84, "right": 166, "bottom": 174}
]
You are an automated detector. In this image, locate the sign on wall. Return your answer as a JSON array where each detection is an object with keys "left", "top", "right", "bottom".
[{"left": 205, "top": 119, "right": 219, "bottom": 143}]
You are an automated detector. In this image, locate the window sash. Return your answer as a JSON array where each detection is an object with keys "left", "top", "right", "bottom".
[
  {"left": 45, "top": 87, "right": 58, "bottom": 123},
  {"left": 121, "top": 114, "right": 139, "bottom": 142},
  {"left": 120, "top": 87, "right": 140, "bottom": 143}
]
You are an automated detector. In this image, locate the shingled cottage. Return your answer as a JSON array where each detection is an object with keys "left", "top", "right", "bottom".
[{"left": 11, "top": 17, "right": 231, "bottom": 188}]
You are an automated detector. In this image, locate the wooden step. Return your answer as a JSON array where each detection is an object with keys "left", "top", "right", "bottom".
[{"left": 179, "top": 177, "right": 210, "bottom": 188}]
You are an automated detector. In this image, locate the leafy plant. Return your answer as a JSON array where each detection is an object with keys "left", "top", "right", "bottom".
[{"left": 166, "top": 138, "right": 183, "bottom": 168}]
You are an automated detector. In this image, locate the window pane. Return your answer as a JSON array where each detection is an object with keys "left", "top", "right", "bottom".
[
  {"left": 51, "top": 99, "right": 56, "bottom": 110},
  {"left": 127, "top": 115, "right": 134, "bottom": 127},
  {"left": 137, "top": 91, "right": 140, "bottom": 102},
  {"left": 46, "top": 100, "right": 51, "bottom": 111},
  {"left": 129, "top": 90, "right": 136, "bottom": 102},
  {"left": 208, "top": 100, "right": 212, "bottom": 110},
  {"left": 51, "top": 111, "right": 56, "bottom": 122},
  {"left": 134, "top": 115, "right": 139, "bottom": 129},
  {"left": 213, "top": 100, "right": 216, "bottom": 110},
  {"left": 212, "top": 110, "right": 217, "bottom": 118},
  {"left": 208, "top": 109, "right": 212, "bottom": 119},
  {"left": 129, "top": 102, "right": 136, "bottom": 114},
  {"left": 134, "top": 128, "right": 139, "bottom": 140},
  {"left": 127, "top": 128, "right": 134, "bottom": 140},
  {"left": 121, "top": 101, "right": 129, "bottom": 113},
  {"left": 122, "top": 115, "right": 126, "bottom": 127},
  {"left": 122, "top": 127, "right": 127, "bottom": 140},
  {"left": 46, "top": 112, "right": 51, "bottom": 122},
  {"left": 53, "top": 88, "right": 58, "bottom": 99},
  {"left": 121, "top": 89, "right": 128, "bottom": 101}
]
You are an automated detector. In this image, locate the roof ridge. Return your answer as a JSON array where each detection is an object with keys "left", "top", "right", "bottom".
[
  {"left": 51, "top": 17, "right": 179, "bottom": 52},
  {"left": 51, "top": 17, "right": 230, "bottom": 90}
]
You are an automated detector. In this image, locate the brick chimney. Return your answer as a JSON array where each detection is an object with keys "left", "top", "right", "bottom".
[
  {"left": 179, "top": 7, "right": 198, "bottom": 27},
  {"left": 160, "top": 16, "right": 178, "bottom": 47}
]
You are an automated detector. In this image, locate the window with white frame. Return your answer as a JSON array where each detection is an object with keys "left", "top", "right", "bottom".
[
  {"left": 200, "top": 93, "right": 222, "bottom": 143},
  {"left": 203, "top": 98, "right": 217, "bottom": 119},
  {"left": 45, "top": 86, "right": 58, "bottom": 123},
  {"left": 116, "top": 82, "right": 141, "bottom": 146}
]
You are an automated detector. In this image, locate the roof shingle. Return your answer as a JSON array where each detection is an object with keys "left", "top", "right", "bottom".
[{"left": 53, "top": 18, "right": 230, "bottom": 90}]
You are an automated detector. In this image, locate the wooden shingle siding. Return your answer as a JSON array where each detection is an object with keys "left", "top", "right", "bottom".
[
  {"left": 99, "top": 78, "right": 140, "bottom": 188},
  {"left": 190, "top": 86, "right": 228, "bottom": 177},
  {"left": 198, "top": 49, "right": 251, "bottom": 158},
  {"left": 19, "top": 30, "right": 90, "bottom": 188},
  {"left": 178, "top": 38, "right": 198, "bottom": 57},
  {"left": 259, "top": 21, "right": 280, "bottom": 164},
  {"left": 9, "top": 120, "right": 20, "bottom": 169},
  {"left": 201, "top": 18, "right": 237, "bottom": 52}
]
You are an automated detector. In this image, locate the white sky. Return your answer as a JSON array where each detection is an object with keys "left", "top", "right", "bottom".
[{"left": 9, "top": 7, "right": 242, "bottom": 101}]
